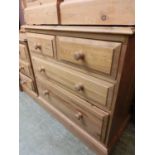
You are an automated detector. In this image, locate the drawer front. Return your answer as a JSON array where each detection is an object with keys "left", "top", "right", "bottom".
[
  {"left": 37, "top": 78, "right": 109, "bottom": 141},
  {"left": 33, "top": 57, "right": 114, "bottom": 110},
  {"left": 24, "top": 2, "right": 58, "bottom": 24},
  {"left": 60, "top": 0, "right": 135, "bottom": 25},
  {"left": 57, "top": 36, "right": 121, "bottom": 77},
  {"left": 20, "top": 73, "right": 35, "bottom": 91},
  {"left": 19, "top": 60, "right": 33, "bottom": 78},
  {"left": 27, "top": 33, "right": 55, "bottom": 58},
  {"left": 19, "top": 44, "right": 29, "bottom": 62}
]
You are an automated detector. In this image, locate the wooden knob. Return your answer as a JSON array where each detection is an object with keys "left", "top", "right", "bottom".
[
  {"left": 43, "top": 90, "right": 49, "bottom": 96},
  {"left": 74, "top": 83, "right": 84, "bottom": 91},
  {"left": 74, "top": 52, "right": 84, "bottom": 61},
  {"left": 39, "top": 67, "right": 45, "bottom": 73},
  {"left": 35, "top": 43, "right": 41, "bottom": 50},
  {"left": 75, "top": 112, "right": 83, "bottom": 120}
]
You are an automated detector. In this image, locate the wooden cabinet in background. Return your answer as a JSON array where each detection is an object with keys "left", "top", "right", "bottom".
[
  {"left": 21, "top": 0, "right": 135, "bottom": 25},
  {"left": 19, "top": 31, "right": 38, "bottom": 96},
  {"left": 22, "top": 0, "right": 58, "bottom": 24},
  {"left": 60, "top": 0, "right": 135, "bottom": 25}
]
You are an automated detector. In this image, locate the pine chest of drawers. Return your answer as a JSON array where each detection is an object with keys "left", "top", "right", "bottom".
[{"left": 21, "top": 25, "right": 135, "bottom": 155}]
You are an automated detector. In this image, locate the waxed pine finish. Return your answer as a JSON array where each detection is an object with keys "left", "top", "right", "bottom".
[{"left": 20, "top": 0, "right": 134, "bottom": 154}]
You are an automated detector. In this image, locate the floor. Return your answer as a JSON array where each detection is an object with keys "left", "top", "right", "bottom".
[{"left": 19, "top": 92, "right": 135, "bottom": 155}]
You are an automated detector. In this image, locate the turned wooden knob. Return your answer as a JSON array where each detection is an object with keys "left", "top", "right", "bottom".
[
  {"left": 75, "top": 112, "right": 83, "bottom": 120},
  {"left": 74, "top": 52, "right": 84, "bottom": 61},
  {"left": 39, "top": 67, "right": 45, "bottom": 73},
  {"left": 74, "top": 83, "right": 84, "bottom": 91},
  {"left": 43, "top": 90, "right": 49, "bottom": 96},
  {"left": 35, "top": 43, "right": 41, "bottom": 50}
]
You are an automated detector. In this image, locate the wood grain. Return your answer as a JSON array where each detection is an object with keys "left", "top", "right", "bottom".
[
  {"left": 36, "top": 77, "right": 109, "bottom": 141},
  {"left": 24, "top": 2, "right": 58, "bottom": 24},
  {"left": 20, "top": 73, "right": 35, "bottom": 91},
  {"left": 23, "top": 25, "right": 135, "bottom": 35},
  {"left": 32, "top": 57, "right": 115, "bottom": 110},
  {"left": 57, "top": 36, "right": 121, "bottom": 76},
  {"left": 19, "top": 44, "right": 30, "bottom": 62},
  {"left": 22, "top": 25, "right": 135, "bottom": 155},
  {"left": 27, "top": 93, "right": 108, "bottom": 155},
  {"left": 27, "top": 33, "right": 55, "bottom": 58},
  {"left": 60, "top": 0, "right": 135, "bottom": 25},
  {"left": 19, "top": 60, "right": 33, "bottom": 78},
  {"left": 26, "top": 0, "right": 57, "bottom": 7}
]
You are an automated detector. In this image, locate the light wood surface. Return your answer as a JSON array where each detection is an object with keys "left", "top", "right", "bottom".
[
  {"left": 27, "top": 92, "right": 108, "bottom": 155},
  {"left": 27, "top": 33, "right": 55, "bottom": 58},
  {"left": 37, "top": 77, "right": 109, "bottom": 141},
  {"left": 22, "top": 26, "right": 135, "bottom": 155},
  {"left": 60, "top": 0, "right": 135, "bottom": 25},
  {"left": 19, "top": 31, "right": 39, "bottom": 95},
  {"left": 32, "top": 57, "right": 115, "bottom": 110},
  {"left": 19, "top": 32, "right": 27, "bottom": 42},
  {"left": 23, "top": 25, "right": 135, "bottom": 35},
  {"left": 19, "top": 44, "right": 30, "bottom": 62},
  {"left": 26, "top": 0, "right": 57, "bottom": 7},
  {"left": 24, "top": 2, "right": 58, "bottom": 24},
  {"left": 57, "top": 36, "right": 121, "bottom": 76},
  {"left": 19, "top": 60, "right": 33, "bottom": 78},
  {"left": 20, "top": 73, "right": 35, "bottom": 91}
]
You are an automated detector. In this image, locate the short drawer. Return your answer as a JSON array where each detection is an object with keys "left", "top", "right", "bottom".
[
  {"left": 27, "top": 33, "right": 55, "bottom": 58},
  {"left": 37, "top": 78, "right": 109, "bottom": 141},
  {"left": 19, "top": 60, "right": 33, "bottom": 78},
  {"left": 20, "top": 73, "right": 35, "bottom": 92},
  {"left": 57, "top": 36, "right": 121, "bottom": 78},
  {"left": 33, "top": 57, "right": 114, "bottom": 110},
  {"left": 19, "top": 44, "right": 29, "bottom": 62}
]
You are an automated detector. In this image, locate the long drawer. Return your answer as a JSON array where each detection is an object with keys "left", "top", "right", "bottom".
[
  {"left": 32, "top": 57, "right": 114, "bottom": 110},
  {"left": 57, "top": 36, "right": 121, "bottom": 77},
  {"left": 37, "top": 77, "right": 109, "bottom": 141},
  {"left": 19, "top": 60, "right": 33, "bottom": 78}
]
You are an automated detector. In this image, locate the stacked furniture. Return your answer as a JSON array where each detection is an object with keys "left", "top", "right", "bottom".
[
  {"left": 20, "top": 0, "right": 135, "bottom": 155},
  {"left": 19, "top": 30, "right": 38, "bottom": 96}
]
